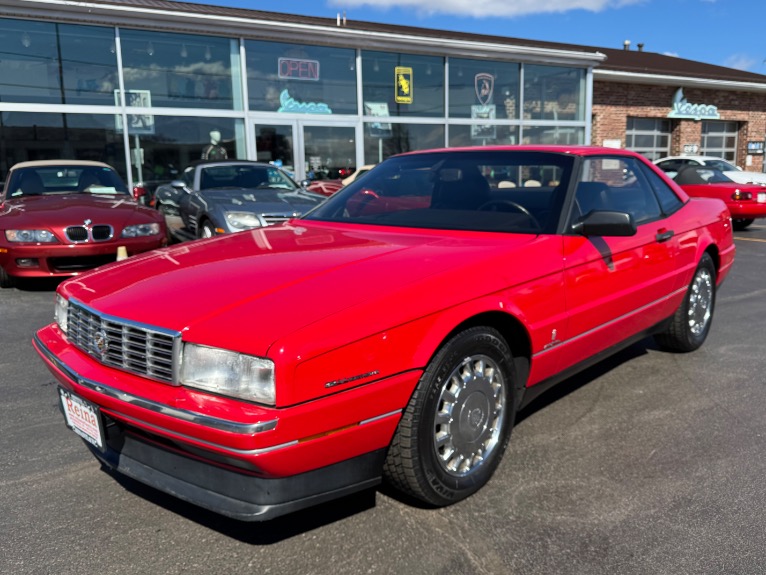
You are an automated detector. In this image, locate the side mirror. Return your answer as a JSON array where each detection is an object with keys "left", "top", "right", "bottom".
[
  {"left": 300, "top": 179, "right": 311, "bottom": 188},
  {"left": 572, "top": 210, "right": 637, "bottom": 237},
  {"left": 170, "top": 179, "right": 187, "bottom": 191}
]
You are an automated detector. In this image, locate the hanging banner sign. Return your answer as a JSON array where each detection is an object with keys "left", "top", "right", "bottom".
[
  {"left": 395, "top": 66, "right": 413, "bottom": 104},
  {"left": 475, "top": 73, "right": 494, "bottom": 105}
]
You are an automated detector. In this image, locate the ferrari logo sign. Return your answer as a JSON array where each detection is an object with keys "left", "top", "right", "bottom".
[
  {"left": 395, "top": 66, "right": 413, "bottom": 104},
  {"left": 475, "top": 73, "right": 494, "bottom": 105}
]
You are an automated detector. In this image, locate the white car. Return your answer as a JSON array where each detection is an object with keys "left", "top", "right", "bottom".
[{"left": 654, "top": 155, "right": 766, "bottom": 186}]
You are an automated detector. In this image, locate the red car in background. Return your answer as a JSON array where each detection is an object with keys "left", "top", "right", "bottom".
[
  {"left": 34, "top": 146, "right": 734, "bottom": 521},
  {"left": 673, "top": 165, "right": 766, "bottom": 230},
  {"left": 0, "top": 160, "right": 167, "bottom": 288}
]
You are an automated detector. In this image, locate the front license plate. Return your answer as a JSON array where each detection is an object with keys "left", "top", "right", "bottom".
[
  {"left": 758, "top": 192, "right": 766, "bottom": 203},
  {"left": 59, "top": 388, "right": 105, "bottom": 451}
]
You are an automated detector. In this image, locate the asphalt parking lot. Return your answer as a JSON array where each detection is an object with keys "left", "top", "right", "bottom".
[{"left": 3, "top": 224, "right": 766, "bottom": 575}]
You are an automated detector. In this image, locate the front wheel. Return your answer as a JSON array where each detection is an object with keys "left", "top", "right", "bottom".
[
  {"left": 198, "top": 221, "right": 216, "bottom": 239},
  {"left": 655, "top": 253, "right": 716, "bottom": 352},
  {"left": 0, "top": 266, "right": 16, "bottom": 288},
  {"left": 383, "top": 327, "right": 515, "bottom": 506}
]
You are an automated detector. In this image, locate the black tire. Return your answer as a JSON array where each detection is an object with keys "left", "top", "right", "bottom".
[
  {"left": 655, "top": 253, "right": 716, "bottom": 352},
  {"left": 383, "top": 326, "right": 515, "bottom": 506},
  {"left": 198, "top": 220, "right": 216, "bottom": 239},
  {"left": 733, "top": 218, "right": 754, "bottom": 231},
  {"left": 0, "top": 266, "right": 16, "bottom": 289}
]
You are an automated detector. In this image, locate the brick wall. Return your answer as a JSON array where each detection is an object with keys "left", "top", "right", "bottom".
[{"left": 592, "top": 81, "right": 766, "bottom": 172}]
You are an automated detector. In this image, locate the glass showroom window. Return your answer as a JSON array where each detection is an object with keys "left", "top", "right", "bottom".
[
  {"left": 522, "top": 125, "right": 585, "bottom": 146},
  {"left": 0, "top": 18, "right": 117, "bottom": 105},
  {"left": 363, "top": 123, "right": 445, "bottom": 164},
  {"left": 120, "top": 29, "right": 241, "bottom": 110},
  {"left": 523, "top": 64, "right": 585, "bottom": 122},
  {"left": 121, "top": 116, "right": 245, "bottom": 187},
  {"left": 701, "top": 120, "right": 739, "bottom": 162},
  {"left": 362, "top": 51, "right": 444, "bottom": 118},
  {"left": 626, "top": 117, "right": 671, "bottom": 161},
  {"left": 448, "top": 125, "right": 519, "bottom": 148},
  {"left": 0, "top": 112, "right": 127, "bottom": 178},
  {"left": 448, "top": 58, "right": 520, "bottom": 120},
  {"left": 246, "top": 40, "right": 357, "bottom": 115}
]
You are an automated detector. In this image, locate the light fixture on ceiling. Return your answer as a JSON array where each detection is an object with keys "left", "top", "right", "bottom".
[
  {"left": 204, "top": 46, "right": 212, "bottom": 61},
  {"left": 146, "top": 42, "right": 154, "bottom": 56},
  {"left": 180, "top": 43, "right": 188, "bottom": 58},
  {"left": 349, "top": 56, "right": 355, "bottom": 71},
  {"left": 373, "top": 59, "right": 379, "bottom": 72},
  {"left": 21, "top": 32, "right": 31, "bottom": 48}
]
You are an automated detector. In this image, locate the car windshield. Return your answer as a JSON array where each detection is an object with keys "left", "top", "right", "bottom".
[
  {"left": 703, "top": 159, "right": 738, "bottom": 172},
  {"left": 303, "top": 150, "right": 574, "bottom": 234},
  {"left": 674, "top": 167, "right": 733, "bottom": 185},
  {"left": 199, "top": 165, "right": 299, "bottom": 191},
  {"left": 6, "top": 166, "right": 129, "bottom": 197}
]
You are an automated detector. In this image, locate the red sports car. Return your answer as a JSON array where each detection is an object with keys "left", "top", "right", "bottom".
[
  {"left": 1, "top": 160, "right": 167, "bottom": 287},
  {"left": 673, "top": 165, "right": 766, "bottom": 230},
  {"left": 34, "top": 146, "right": 735, "bottom": 521}
]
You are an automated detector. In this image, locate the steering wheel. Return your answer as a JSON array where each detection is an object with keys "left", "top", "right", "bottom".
[{"left": 478, "top": 200, "right": 541, "bottom": 229}]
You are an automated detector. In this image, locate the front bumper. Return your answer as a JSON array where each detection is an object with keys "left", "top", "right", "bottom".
[
  {"left": 34, "top": 326, "right": 416, "bottom": 520},
  {"left": 87, "top": 411, "right": 386, "bottom": 521},
  {"left": 0, "top": 235, "right": 166, "bottom": 278}
]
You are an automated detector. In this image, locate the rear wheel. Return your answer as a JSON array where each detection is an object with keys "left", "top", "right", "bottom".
[
  {"left": 655, "top": 253, "right": 716, "bottom": 352},
  {"left": 383, "top": 326, "right": 515, "bottom": 506},
  {"left": 732, "top": 218, "right": 754, "bottom": 231}
]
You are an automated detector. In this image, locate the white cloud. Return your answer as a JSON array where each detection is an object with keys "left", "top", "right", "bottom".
[
  {"left": 724, "top": 54, "right": 756, "bottom": 71},
  {"left": 663, "top": 52, "right": 679, "bottom": 58},
  {"left": 330, "top": 0, "right": 643, "bottom": 18}
]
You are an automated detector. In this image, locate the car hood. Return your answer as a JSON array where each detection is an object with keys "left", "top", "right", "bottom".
[
  {"left": 199, "top": 188, "right": 323, "bottom": 212},
  {"left": 0, "top": 193, "right": 149, "bottom": 226},
  {"left": 60, "top": 221, "right": 543, "bottom": 355}
]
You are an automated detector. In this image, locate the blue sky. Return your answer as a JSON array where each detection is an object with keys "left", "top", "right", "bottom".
[{"left": 195, "top": 0, "right": 766, "bottom": 73}]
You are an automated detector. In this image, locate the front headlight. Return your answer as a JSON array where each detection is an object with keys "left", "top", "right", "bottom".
[
  {"left": 55, "top": 294, "right": 69, "bottom": 334},
  {"left": 121, "top": 223, "right": 160, "bottom": 238},
  {"left": 5, "top": 229, "right": 57, "bottom": 243},
  {"left": 225, "top": 211, "right": 263, "bottom": 230},
  {"left": 181, "top": 343, "right": 276, "bottom": 405}
]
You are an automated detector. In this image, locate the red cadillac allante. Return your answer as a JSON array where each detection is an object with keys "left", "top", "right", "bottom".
[{"left": 34, "top": 146, "right": 735, "bottom": 521}]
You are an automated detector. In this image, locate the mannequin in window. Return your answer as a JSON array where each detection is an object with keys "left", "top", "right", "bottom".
[{"left": 202, "top": 130, "right": 228, "bottom": 160}]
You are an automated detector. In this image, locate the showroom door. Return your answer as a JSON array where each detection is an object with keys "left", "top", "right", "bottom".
[
  {"left": 300, "top": 124, "right": 357, "bottom": 183},
  {"left": 253, "top": 122, "right": 298, "bottom": 178},
  {"left": 253, "top": 121, "right": 358, "bottom": 183}
]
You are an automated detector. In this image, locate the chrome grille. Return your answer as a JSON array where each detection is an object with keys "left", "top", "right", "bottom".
[
  {"left": 66, "top": 226, "right": 88, "bottom": 242},
  {"left": 263, "top": 214, "right": 292, "bottom": 225},
  {"left": 92, "top": 225, "right": 113, "bottom": 241},
  {"left": 66, "top": 299, "right": 180, "bottom": 384},
  {"left": 65, "top": 224, "right": 114, "bottom": 243}
]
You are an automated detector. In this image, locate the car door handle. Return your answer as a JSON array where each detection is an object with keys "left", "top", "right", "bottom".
[{"left": 655, "top": 229, "right": 674, "bottom": 242}]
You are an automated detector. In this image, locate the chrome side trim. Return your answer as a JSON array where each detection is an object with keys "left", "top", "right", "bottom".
[
  {"left": 532, "top": 285, "right": 687, "bottom": 359},
  {"left": 360, "top": 409, "right": 402, "bottom": 426},
  {"left": 115, "top": 411, "right": 298, "bottom": 456},
  {"left": 35, "top": 333, "right": 277, "bottom": 435}
]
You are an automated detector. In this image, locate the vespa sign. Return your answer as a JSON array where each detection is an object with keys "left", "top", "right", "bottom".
[{"left": 667, "top": 88, "right": 720, "bottom": 121}]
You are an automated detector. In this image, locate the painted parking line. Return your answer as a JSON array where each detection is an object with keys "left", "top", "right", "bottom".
[{"left": 734, "top": 236, "right": 766, "bottom": 243}]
